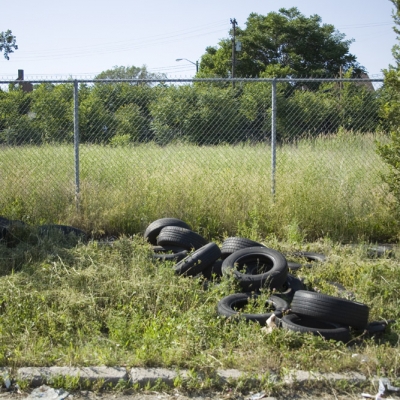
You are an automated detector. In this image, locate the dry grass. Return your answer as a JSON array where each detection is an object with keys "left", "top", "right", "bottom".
[
  {"left": 0, "top": 231, "right": 399, "bottom": 380},
  {"left": 0, "top": 133, "right": 396, "bottom": 243}
]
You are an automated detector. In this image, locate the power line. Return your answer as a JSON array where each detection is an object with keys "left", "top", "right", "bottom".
[
  {"left": 12, "top": 20, "right": 229, "bottom": 58},
  {"left": 22, "top": 19, "right": 228, "bottom": 55},
  {"left": 353, "top": 30, "right": 397, "bottom": 42},
  {"left": 336, "top": 21, "right": 393, "bottom": 29},
  {"left": 7, "top": 27, "right": 228, "bottom": 62},
  {"left": 1, "top": 64, "right": 201, "bottom": 78}
]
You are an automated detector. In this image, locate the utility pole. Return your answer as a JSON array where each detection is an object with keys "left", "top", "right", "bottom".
[{"left": 230, "top": 18, "right": 237, "bottom": 88}]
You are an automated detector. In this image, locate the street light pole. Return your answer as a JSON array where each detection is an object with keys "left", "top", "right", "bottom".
[
  {"left": 230, "top": 18, "right": 237, "bottom": 88},
  {"left": 176, "top": 58, "right": 199, "bottom": 73}
]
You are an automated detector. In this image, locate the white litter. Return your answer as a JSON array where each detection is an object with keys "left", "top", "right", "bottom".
[
  {"left": 2, "top": 371, "right": 11, "bottom": 389},
  {"left": 351, "top": 353, "right": 369, "bottom": 363},
  {"left": 248, "top": 391, "right": 266, "bottom": 399},
  {"left": 27, "top": 385, "right": 70, "bottom": 400},
  {"left": 361, "top": 378, "right": 400, "bottom": 399},
  {"left": 261, "top": 314, "right": 277, "bottom": 334}
]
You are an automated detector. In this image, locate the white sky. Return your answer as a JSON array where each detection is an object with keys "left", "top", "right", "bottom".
[{"left": 0, "top": 0, "right": 396, "bottom": 79}]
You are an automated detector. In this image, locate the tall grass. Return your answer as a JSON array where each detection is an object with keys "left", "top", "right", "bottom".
[
  {"left": 0, "top": 232, "right": 399, "bottom": 382},
  {"left": 2, "top": 133, "right": 400, "bottom": 396},
  {"left": 0, "top": 132, "right": 396, "bottom": 242}
]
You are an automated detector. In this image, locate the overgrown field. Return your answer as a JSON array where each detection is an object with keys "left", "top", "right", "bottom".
[
  {"left": 0, "top": 232, "right": 399, "bottom": 384},
  {"left": 1, "top": 130, "right": 400, "bottom": 392},
  {"left": 0, "top": 132, "right": 396, "bottom": 243}
]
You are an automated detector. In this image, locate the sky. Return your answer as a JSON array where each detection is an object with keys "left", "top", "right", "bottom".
[{"left": 0, "top": 0, "right": 397, "bottom": 80}]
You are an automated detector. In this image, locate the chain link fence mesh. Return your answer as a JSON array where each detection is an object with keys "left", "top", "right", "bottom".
[{"left": 0, "top": 77, "right": 390, "bottom": 238}]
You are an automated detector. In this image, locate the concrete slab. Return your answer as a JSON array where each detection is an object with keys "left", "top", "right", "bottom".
[
  {"left": 216, "top": 369, "right": 243, "bottom": 381},
  {"left": 17, "top": 366, "right": 128, "bottom": 387},
  {"left": 129, "top": 368, "right": 188, "bottom": 386},
  {"left": 283, "top": 370, "right": 366, "bottom": 385}
]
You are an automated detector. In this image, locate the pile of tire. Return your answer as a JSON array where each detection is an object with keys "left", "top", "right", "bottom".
[
  {"left": 144, "top": 217, "right": 371, "bottom": 342},
  {"left": 145, "top": 218, "right": 290, "bottom": 285}
]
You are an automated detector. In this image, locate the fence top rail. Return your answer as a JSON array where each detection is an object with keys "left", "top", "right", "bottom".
[{"left": 0, "top": 77, "right": 384, "bottom": 84}]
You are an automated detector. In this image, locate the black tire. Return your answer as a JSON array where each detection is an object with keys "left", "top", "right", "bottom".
[
  {"left": 326, "top": 281, "right": 356, "bottom": 301},
  {"left": 0, "top": 218, "right": 26, "bottom": 247},
  {"left": 152, "top": 245, "right": 188, "bottom": 262},
  {"left": 37, "top": 224, "right": 87, "bottom": 241},
  {"left": 367, "top": 244, "right": 395, "bottom": 258},
  {"left": 0, "top": 217, "right": 25, "bottom": 239},
  {"left": 277, "top": 274, "right": 306, "bottom": 298},
  {"left": 217, "top": 293, "right": 289, "bottom": 325},
  {"left": 365, "top": 321, "right": 388, "bottom": 334},
  {"left": 290, "top": 251, "right": 326, "bottom": 263},
  {"left": 0, "top": 216, "right": 10, "bottom": 225},
  {"left": 157, "top": 226, "right": 208, "bottom": 251},
  {"left": 172, "top": 242, "right": 221, "bottom": 276},
  {"left": 144, "top": 218, "right": 191, "bottom": 245},
  {"left": 281, "top": 314, "right": 351, "bottom": 342},
  {"left": 202, "top": 259, "right": 223, "bottom": 279},
  {"left": 287, "top": 261, "right": 302, "bottom": 271},
  {"left": 0, "top": 216, "right": 10, "bottom": 240},
  {"left": 220, "top": 237, "right": 266, "bottom": 259},
  {"left": 222, "top": 247, "right": 288, "bottom": 292},
  {"left": 365, "top": 320, "right": 395, "bottom": 334},
  {"left": 291, "top": 290, "right": 369, "bottom": 329}
]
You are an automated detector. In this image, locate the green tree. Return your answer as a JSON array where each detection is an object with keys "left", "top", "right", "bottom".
[
  {"left": 95, "top": 65, "right": 166, "bottom": 81},
  {"left": 0, "top": 89, "right": 40, "bottom": 144},
  {"left": 113, "top": 103, "right": 148, "bottom": 143},
  {"left": 30, "top": 83, "right": 74, "bottom": 143},
  {"left": 79, "top": 89, "right": 116, "bottom": 143},
  {"left": 149, "top": 85, "right": 248, "bottom": 145},
  {"left": 284, "top": 71, "right": 380, "bottom": 140},
  {"left": 199, "top": 8, "right": 364, "bottom": 78},
  {"left": 376, "top": 0, "right": 400, "bottom": 219},
  {"left": 239, "top": 82, "right": 273, "bottom": 140},
  {"left": 78, "top": 81, "right": 154, "bottom": 144},
  {"left": 86, "top": 65, "right": 161, "bottom": 143},
  {"left": 0, "top": 30, "right": 17, "bottom": 60}
]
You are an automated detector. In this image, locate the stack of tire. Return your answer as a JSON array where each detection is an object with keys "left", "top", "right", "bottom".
[
  {"left": 145, "top": 217, "right": 371, "bottom": 343},
  {"left": 144, "top": 217, "right": 221, "bottom": 277}
]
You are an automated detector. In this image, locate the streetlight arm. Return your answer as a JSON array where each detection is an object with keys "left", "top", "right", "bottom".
[
  {"left": 176, "top": 58, "right": 195, "bottom": 66},
  {"left": 176, "top": 58, "right": 199, "bottom": 73}
]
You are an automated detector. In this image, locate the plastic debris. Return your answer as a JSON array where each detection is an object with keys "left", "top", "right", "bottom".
[
  {"left": 361, "top": 378, "right": 400, "bottom": 399},
  {"left": 2, "top": 371, "right": 11, "bottom": 389},
  {"left": 248, "top": 391, "right": 266, "bottom": 400},
  {"left": 27, "top": 385, "right": 70, "bottom": 400},
  {"left": 352, "top": 353, "right": 369, "bottom": 363},
  {"left": 261, "top": 314, "right": 277, "bottom": 334}
]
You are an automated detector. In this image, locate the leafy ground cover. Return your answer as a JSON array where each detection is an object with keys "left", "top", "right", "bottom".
[
  {"left": 0, "top": 229, "right": 399, "bottom": 384},
  {"left": 0, "top": 132, "right": 399, "bottom": 395},
  {"left": 0, "top": 132, "right": 396, "bottom": 243}
]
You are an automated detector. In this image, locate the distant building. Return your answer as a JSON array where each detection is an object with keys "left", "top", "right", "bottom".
[{"left": 15, "top": 70, "right": 33, "bottom": 92}]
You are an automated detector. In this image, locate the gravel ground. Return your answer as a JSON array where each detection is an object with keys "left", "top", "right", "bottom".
[{"left": 2, "top": 388, "right": 400, "bottom": 400}]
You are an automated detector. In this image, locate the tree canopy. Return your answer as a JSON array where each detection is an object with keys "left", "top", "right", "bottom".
[
  {"left": 0, "top": 30, "right": 18, "bottom": 60},
  {"left": 198, "top": 8, "right": 364, "bottom": 78},
  {"left": 376, "top": 0, "right": 400, "bottom": 221},
  {"left": 95, "top": 65, "right": 166, "bottom": 81}
]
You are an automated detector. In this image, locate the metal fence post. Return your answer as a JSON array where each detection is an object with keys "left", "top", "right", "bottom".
[
  {"left": 271, "top": 78, "right": 277, "bottom": 198},
  {"left": 73, "top": 80, "right": 80, "bottom": 211}
]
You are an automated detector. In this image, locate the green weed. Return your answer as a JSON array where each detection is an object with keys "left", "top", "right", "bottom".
[
  {"left": 0, "top": 133, "right": 396, "bottom": 243},
  {"left": 0, "top": 235, "right": 398, "bottom": 380}
]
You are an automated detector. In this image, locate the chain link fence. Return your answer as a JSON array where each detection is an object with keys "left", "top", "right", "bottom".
[{"left": 0, "top": 77, "right": 390, "bottom": 238}]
